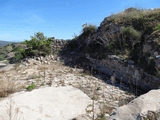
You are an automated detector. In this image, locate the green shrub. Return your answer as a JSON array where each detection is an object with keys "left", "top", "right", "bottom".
[
  {"left": 40, "top": 82, "right": 44, "bottom": 86},
  {"left": 14, "top": 52, "right": 23, "bottom": 62},
  {"left": 121, "top": 26, "right": 141, "bottom": 40},
  {"left": 81, "top": 73, "right": 86, "bottom": 77},
  {"left": 96, "top": 87, "right": 101, "bottom": 91},
  {"left": 156, "top": 23, "right": 160, "bottom": 31},
  {"left": 12, "top": 46, "right": 26, "bottom": 62},
  {"left": 0, "top": 55, "right": 6, "bottom": 61},
  {"left": 124, "top": 43, "right": 129, "bottom": 47},
  {"left": 124, "top": 7, "right": 140, "bottom": 13},
  {"left": 81, "top": 24, "right": 97, "bottom": 37},
  {"left": 26, "top": 83, "right": 36, "bottom": 91},
  {"left": 11, "top": 32, "right": 52, "bottom": 63},
  {"left": 24, "top": 32, "right": 52, "bottom": 57}
]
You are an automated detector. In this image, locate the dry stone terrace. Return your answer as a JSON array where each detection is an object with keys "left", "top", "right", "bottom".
[{"left": 0, "top": 55, "right": 135, "bottom": 119}]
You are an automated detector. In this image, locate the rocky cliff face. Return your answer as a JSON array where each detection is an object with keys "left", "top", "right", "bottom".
[{"left": 60, "top": 8, "right": 160, "bottom": 94}]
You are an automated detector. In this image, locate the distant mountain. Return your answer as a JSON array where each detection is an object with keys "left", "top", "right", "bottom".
[{"left": 0, "top": 40, "right": 13, "bottom": 46}]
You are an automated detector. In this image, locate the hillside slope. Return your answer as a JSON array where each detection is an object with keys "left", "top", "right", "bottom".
[
  {"left": 68, "top": 8, "right": 160, "bottom": 75},
  {"left": 61, "top": 8, "right": 160, "bottom": 93},
  {"left": 0, "top": 40, "right": 13, "bottom": 46}
]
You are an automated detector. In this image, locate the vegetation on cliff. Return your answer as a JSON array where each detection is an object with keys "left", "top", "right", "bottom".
[{"left": 65, "top": 8, "right": 160, "bottom": 76}]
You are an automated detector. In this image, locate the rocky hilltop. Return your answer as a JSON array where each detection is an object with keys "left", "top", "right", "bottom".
[{"left": 60, "top": 8, "right": 160, "bottom": 94}]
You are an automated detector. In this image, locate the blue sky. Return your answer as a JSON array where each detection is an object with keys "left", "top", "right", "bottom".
[{"left": 0, "top": 0, "right": 159, "bottom": 42}]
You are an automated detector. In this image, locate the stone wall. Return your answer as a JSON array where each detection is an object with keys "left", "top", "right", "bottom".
[
  {"left": 51, "top": 39, "right": 69, "bottom": 53},
  {"left": 85, "top": 54, "right": 160, "bottom": 93},
  {"left": 51, "top": 39, "right": 160, "bottom": 93}
]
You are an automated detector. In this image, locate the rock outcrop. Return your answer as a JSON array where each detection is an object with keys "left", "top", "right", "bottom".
[
  {"left": 0, "top": 86, "right": 92, "bottom": 120},
  {"left": 109, "top": 89, "right": 160, "bottom": 120},
  {"left": 60, "top": 8, "right": 160, "bottom": 94}
]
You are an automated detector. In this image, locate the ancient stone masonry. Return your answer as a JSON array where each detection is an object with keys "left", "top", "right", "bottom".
[
  {"left": 51, "top": 39, "right": 69, "bottom": 53},
  {"left": 49, "top": 39, "right": 160, "bottom": 93},
  {"left": 85, "top": 54, "right": 160, "bottom": 93}
]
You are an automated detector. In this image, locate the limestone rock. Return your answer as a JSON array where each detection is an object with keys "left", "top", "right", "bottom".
[
  {"left": 0, "top": 86, "right": 92, "bottom": 120},
  {"left": 0, "top": 63, "right": 7, "bottom": 67},
  {"left": 109, "top": 89, "right": 160, "bottom": 120}
]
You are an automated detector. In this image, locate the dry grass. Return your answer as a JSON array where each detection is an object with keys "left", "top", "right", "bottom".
[
  {"left": 0, "top": 70, "right": 20, "bottom": 120},
  {"left": 0, "top": 64, "right": 29, "bottom": 98},
  {"left": 108, "top": 8, "right": 160, "bottom": 23},
  {"left": 0, "top": 71, "right": 16, "bottom": 98}
]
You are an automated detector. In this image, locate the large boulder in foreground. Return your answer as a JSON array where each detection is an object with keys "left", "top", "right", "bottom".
[
  {"left": 109, "top": 89, "right": 160, "bottom": 120},
  {"left": 0, "top": 86, "right": 92, "bottom": 120}
]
